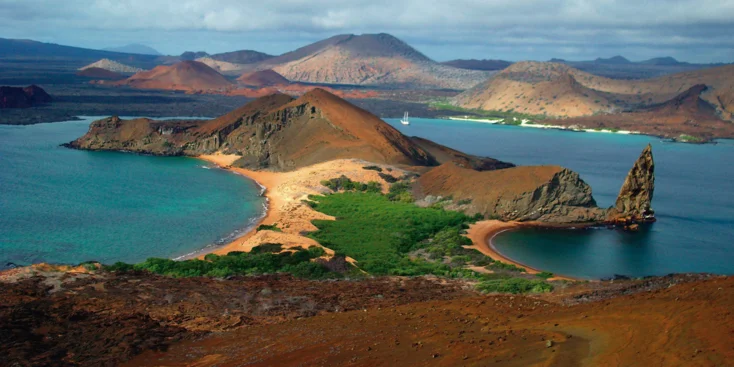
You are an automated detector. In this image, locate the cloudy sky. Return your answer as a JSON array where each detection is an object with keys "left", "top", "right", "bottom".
[{"left": 1, "top": 0, "right": 733, "bottom": 63}]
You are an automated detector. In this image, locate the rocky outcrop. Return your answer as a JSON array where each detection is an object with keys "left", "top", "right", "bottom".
[
  {"left": 608, "top": 144, "right": 655, "bottom": 222},
  {"left": 415, "top": 162, "right": 606, "bottom": 223},
  {"left": 0, "top": 85, "right": 51, "bottom": 109},
  {"left": 415, "top": 145, "right": 657, "bottom": 224}
]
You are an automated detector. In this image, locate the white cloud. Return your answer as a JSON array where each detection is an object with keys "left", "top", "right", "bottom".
[{"left": 0, "top": 0, "right": 732, "bottom": 62}]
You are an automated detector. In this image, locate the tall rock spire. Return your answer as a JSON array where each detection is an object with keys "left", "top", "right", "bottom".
[{"left": 610, "top": 144, "right": 655, "bottom": 222}]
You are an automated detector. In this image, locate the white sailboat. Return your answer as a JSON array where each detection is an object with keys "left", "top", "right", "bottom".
[{"left": 400, "top": 111, "right": 410, "bottom": 125}]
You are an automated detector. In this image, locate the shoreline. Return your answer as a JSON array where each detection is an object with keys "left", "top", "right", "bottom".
[
  {"left": 446, "top": 116, "right": 637, "bottom": 135},
  {"left": 466, "top": 220, "right": 581, "bottom": 281}
]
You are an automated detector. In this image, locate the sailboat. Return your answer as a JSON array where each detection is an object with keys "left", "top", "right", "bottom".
[{"left": 400, "top": 111, "right": 410, "bottom": 125}]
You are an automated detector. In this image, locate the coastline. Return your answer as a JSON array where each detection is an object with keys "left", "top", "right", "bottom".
[
  {"left": 446, "top": 116, "right": 637, "bottom": 135},
  {"left": 193, "top": 156, "right": 403, "bottom": 262},
  {"left": 466, "top": 220, "right": 579, "bottom": 281}
]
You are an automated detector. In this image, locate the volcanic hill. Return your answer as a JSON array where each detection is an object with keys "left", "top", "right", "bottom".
[
  {"left": 441, "top": 59, "right": 513, "bottom": 71},
  {"left": 76, "top": 67, "right": 124, "bottom": 80},
  {"left": 544, "top": 84, "right": 734, "bottom": 141},
  {"left": 79, "top": 58, "right": 143, "bottom": 73},
  {"left": 453, "top": 61, "right": 618, "bottom": 117},
  {"left": 251, "top": 33, "right": 491, "bottom": 89},
  {"left": 115, "top": 60, "right": 232, "bottom": 92},
  {"left": 236, "top": 69, "right": 290, "bottom": 87},
  {"left": 0, "top": 85, "right": 51, "bottom": 108},
  {"left": 67, "top": 88, "right": 512, "bottom": 170},
  {"left": 454, "top": 61, "right": 734, "bottom": 123}
]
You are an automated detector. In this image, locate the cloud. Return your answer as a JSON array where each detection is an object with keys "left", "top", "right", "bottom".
[{"left": 0, "top": 0, "right": 732, "bottom": 62}]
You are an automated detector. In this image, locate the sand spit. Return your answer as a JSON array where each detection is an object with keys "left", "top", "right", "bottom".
[{"left": 197, "top": 156, "right": 407, "bottom": 262}]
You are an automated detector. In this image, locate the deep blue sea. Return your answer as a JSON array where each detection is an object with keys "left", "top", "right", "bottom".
[
  {"left": 0, "top": 118, "right": 265, "bottom": 269},
  {"left": 386, "top": 118, "right": 734, "bottom": 279}
]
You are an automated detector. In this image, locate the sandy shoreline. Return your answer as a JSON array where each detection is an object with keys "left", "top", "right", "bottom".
[
  {"left": 194, "top": 155, "right": 579, "bottom": 280},
  {"left": 466, "top": 220, "right": 579, "bottom": 280},
  {"left": 194, "top": 155, "right": 406, "bottom": 262}
]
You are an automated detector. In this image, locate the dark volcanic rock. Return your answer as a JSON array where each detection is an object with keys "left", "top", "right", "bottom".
[
  {"left": 0, "top": 85, "right": 51, "bottom": 108},
  {"left": 609, "top": 144, "right": 655, "bottom": 222}
]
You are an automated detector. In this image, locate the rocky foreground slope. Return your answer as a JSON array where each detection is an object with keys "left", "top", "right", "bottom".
[{"left": 0, "top": 267, "right": 729, "bottom": 366}]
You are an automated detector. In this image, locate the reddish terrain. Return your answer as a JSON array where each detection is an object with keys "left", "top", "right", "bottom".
[
  {"left": 237, "top": 69, "right": 290, "bottom": 87},
  {"left": 1, "top": 268, "right": 729, "bottom": 366},
  {"left": 546, "top": 84, "right": 734, "bottom": 141},
  {"left": 113, "top": 60, "right": 232, "bottom": 92},
  {"left": 76, "top": 67, "right": 125, "bottom": 80}
]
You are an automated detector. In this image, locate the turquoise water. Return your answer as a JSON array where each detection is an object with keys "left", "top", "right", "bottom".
[
  {"left": 386, "top": 118, "right": 734, "bottom": 279},
  {"left": 0, "top": 118, "right": 265, "bottom": 269}
]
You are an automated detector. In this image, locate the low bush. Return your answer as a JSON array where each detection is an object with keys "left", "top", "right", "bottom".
[
  {"left": 104, "top": 247, "right": 345, "bottom": 279},
  {"left": 321, "top": 176, "right": 382, "bottom": 193},
  {"left": 256, "top": 224, "right": 282, "bottom": 232},
  {"left": 363, "top": 165, "right": 383, "bottom": 172},
  {"left": 487, "top": 261, "right": 527, "bottom": 273},
  {"left": 535, "top": 271, "right": 554, "bottom": 279},
  {"left": 378, "top": 172, "right": 398, "bottom": 183},
  {"left": 249, "top": 243, "right": 283, "bottom": 254},
  {"left": 476, "top": 278, "right": 553, "bottom": 294}
]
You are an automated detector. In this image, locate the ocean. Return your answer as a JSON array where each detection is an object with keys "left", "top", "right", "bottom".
[
  {"left": 386, "top": 118, "right": 734, "bottom": 279},
  {"left": 0, "top": 118, "right": 265, "bottom": 269}
]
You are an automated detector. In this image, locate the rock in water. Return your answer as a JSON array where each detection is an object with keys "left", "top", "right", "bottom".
[{"left": 612, "top": 144, "right": 655, "bottom": 221}]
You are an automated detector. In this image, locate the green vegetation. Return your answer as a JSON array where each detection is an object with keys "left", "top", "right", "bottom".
[
  {"left": 256, "top": 224, "right": 282, "bottom": 232},
  {"left": 486, "top": 261, "right": 527, "bottom": 273},
  {"left": 477, "top": 278, "right": 554, "bottom": 294},
  {"left": 677, "top": 134, "right": 704, "bottom": 143},
  {"left": 249, "top": 242, "right": 283, "bottom": 253},
  {"left": 362, "top": 165, "right": 383, "bottom": 172},
  {"left": 103, "top": 244, "right": 344, "bottom": 279},
  {"left": 386, "top": 181, "right": 414, "bottom": 203},
  {"left": 428, "top": 101, "right": 549, "bottom": 122},
  {"left": 321, "top": 175, "right": 382, "bottom": 193},
  {"left": 535, "top": 271, "right": 555, "bottom": 279},
  {"left": 378, "top": 172, "right": 398, "bottom": 183},
  {"left": 457, "top": 198, "right": 473, "bottom": 205},
  {"left": 307, "top": 191, "right": 476, "bottom": 276}
]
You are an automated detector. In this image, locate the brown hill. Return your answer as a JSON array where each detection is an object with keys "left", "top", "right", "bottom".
[
  {"left": 414, "top": 162, "right": 605, "bottom": 223},
  {"left": 454, "top": 61, "right": 734, "bottom": 122},
  {"left": 210, "top": 49, "right": 274, "bottom": 64},
  {"left": 236, "top": 69, "right": 290, "bottom": 87},
  {"left": 118, "top": 61, "right": 232, "bottom": 92},
  {"left": 76, "top": 67, "right": 124, "bottom": 80},
  {"left": 0, "top": 85, "right": 51, "bottom": 108},
  {"left": 453, "top": 62, "right": 617, "bottom": 117},
  {"left": 67, "top": 89, "right": 446, "bottom": 170},
  {"left": 441, "top": 59, "right": 513, "bottom": 71},
  {"left": 545, "top": 84, "right": 734, "bottom": 141},
  {"left": 252, "top": 33, "right": 491, "bottom": 89},
  {"left": 65, "top": 89, "right": 524, "bottom": 172}
]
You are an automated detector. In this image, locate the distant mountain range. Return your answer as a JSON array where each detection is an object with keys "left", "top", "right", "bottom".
[{"left": 103, "top": 44, "right": 161, "bottom": 56}]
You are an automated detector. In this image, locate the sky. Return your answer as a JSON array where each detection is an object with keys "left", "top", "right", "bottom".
[{"left": 1, "top": 0, "right": 733, "bottom": 63}]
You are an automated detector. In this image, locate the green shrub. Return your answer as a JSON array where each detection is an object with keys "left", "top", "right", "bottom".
[
  {"left": 476, "top": 278, "right": 553, "bottom": 294},
  {"left": 363, "top": 165, "right": 383, "bottom": 172},
  {"left": 104, "top": 262, "right": 135, "bottom": 273},
  {"left": 250, "top": 243, "right": 284, "bottom": 254},
  {"left": 535, "top": 271, "right": 554, "bottom": 279},
  {"left": 457, "top": 198, "right": 472, "bottom": 205},
  {"left": 487, "top": 261, "right": 527, "bottom": 273},
  {"left": 307, "top": 246, "right": 326, "bottom": 258},
  {"left": 378, "top": 172, "right": 398, "bottom": 183},
  {"left": 256, "top": 224, "right": 282, "bottom": 232},
  {"left": 307, "top": 192, "right": 472, "bottom": 275},
  {"left": 321, "top": 176, "right": 382, "bottom": 193}
]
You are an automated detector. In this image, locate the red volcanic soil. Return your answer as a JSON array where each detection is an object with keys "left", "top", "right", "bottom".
[
  {"left": 227, "top": 84, "right": 380, "bottom": 99},
  {"left": 237, "top": 69, "right": 290, "bottom": 87},
  {"left": 0, "top": 85, "right": 51, "bottom": 108},
  {"left": 76, "top": 67, "right": 125, "bottom": 80},
  {"left": 124, "top": 274, "right": 731, "bottom": 367},
  {"left": 117, "top": 60, "right": 232, "bottom": 92},
  {"left": 546, "top": 84, "right": 734, "bottom": 141}
]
